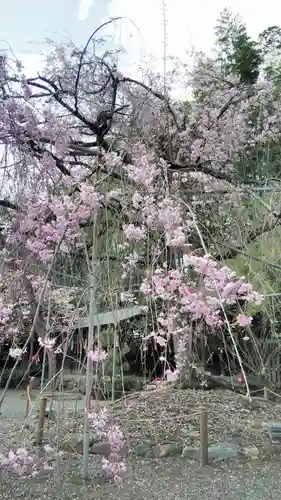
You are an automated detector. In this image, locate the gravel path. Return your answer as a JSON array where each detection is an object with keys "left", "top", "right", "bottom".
[
  {"left": 1, "top": 456, "right": 281, "bottom": 500},
  {"left": 1, "top": 390, "right": 281, "bottom": 499}
]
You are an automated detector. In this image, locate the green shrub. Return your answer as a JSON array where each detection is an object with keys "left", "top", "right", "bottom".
[
  {"left": 0, "top": 365, "right": 42, "bottom": 388},
  {"left": 0, "top": 369, "right": 27, "bottom": 388},
  {"left": 103, "top": 375, "right": 143, "bottom": 399}
]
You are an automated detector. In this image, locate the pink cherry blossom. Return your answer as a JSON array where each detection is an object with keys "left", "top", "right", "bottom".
[
  {"left": 88, "top": 348, "right": 108, "bottom": 363},
  {"left": 236, "top": 314, "right": 253, "bottom": 327},
  {"left": 38, "top": 336, "right": 56, "bottom": 350}
]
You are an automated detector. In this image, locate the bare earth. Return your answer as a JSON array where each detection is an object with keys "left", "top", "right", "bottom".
[
  {"left": 1, "top": 389, "right": 281, "bottom": 499},
  {"left": 1, "top": 456, "right": 281, "bottom": 500}
]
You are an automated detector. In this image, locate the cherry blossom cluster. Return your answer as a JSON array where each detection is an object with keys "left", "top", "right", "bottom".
[
  {"left": 0, "top": 445, "right": 53, "bottom": 478},
  {"left": 0, "top": 270, "right": 83, "bottom": 350},
  {"left": 140, "top": 254, "right": 262, "bottom": 369},
  {"left": 9, "top": 185, "right": 103, "bottom": 262},
  {"left": 0, "top": 26, "right": 276, "bottom": 487},
  {"left": 88, "top": 407, "right": 126, "bottom": 483},
  {"left": 122, "top": 144, "right": 191, "bottom": 248}
]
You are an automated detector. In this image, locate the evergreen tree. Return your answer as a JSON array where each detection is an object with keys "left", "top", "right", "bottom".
[{"left": 215, "top": 8, "right": 262, "bottom": 85}]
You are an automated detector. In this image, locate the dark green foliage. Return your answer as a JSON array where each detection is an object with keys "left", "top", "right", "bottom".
[
  {"left": 102, "top": 375, "right": 143, "bottom": 400},
  {"left": 215, "top": 8, "right": 262, "bottom": 85},
  {"left": 231, "top": 33, "right": 262, "bottom": 85},
  {"left": 0, "top": 365, "right": 42, "bottom": 388}
]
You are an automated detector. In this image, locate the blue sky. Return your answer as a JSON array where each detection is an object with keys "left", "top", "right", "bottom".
[
  {"left": 2, "top": 0, "right": 281, "bottom": 90},
  {"left": 1, "top": 0, "right": 108, "bottom": 55}
]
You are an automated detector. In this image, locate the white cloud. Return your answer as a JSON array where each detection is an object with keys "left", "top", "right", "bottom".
[
  {"left": 77, "top": 0, "right": 94, "bottom": 21},
  {"left": 104, "top": 0, "right": 281, "bottom": 67},
  {"left": 20, "top": 53, "right": 45, "bottom": 77},
  {"left": 99, "top": 0, "right": 281, "bottom": 98}
]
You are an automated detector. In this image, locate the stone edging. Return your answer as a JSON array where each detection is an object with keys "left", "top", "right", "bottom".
[{"left": 60, "top": 437, "right": 279, "bottom": 461}]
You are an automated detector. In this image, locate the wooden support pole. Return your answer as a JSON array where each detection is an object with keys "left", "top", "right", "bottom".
[
  {"left": 25, "top": 384, "right": 30, "bottom": 419},
  {"left": 200, "top": 407, "right": 208, "bottom": 466},
  {"left": 25, "top": 377, "right": 35, "bottom": 420},
  {"left": 264, "top": 386, "right": 268, "bottom": 400},
  {"left": 36, "top": 397, "right": 47, "bottom": 445}
]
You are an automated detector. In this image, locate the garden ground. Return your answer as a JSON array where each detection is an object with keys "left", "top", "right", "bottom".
[
  {"left": 1, "top": 453, "right": 281, "bottom": 500},
  {"left": 1, "top": 389, "right": 281, "bottom": 499}
]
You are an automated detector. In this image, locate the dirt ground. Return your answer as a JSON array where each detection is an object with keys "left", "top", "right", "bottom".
[
  {"left": 1, "top": 389, "right": 281, "bottom": 499},
  {"left": 0, "top": 389, "right": 85, "bottom": 419},
  {"left": 0, "top": 454, "right": 281, "bottom": 500}
]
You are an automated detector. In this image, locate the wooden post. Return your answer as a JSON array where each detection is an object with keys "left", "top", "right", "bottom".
[
  {"left": 36, "top": 397, "right": 47, "bottom": 445},
  {"left": 264, "top": 386, "right": 268, "bottom": 400},
  {"left": 25, "top": 384, "right": 30, "bottom": 419},
  {"left": 25, "top": 376, "right": 35, "bottom": 419},
  {"left": 200, "top": 407, "right": 208, "bottom": 466}
]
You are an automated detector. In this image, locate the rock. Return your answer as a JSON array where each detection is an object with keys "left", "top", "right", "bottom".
[
  {"left": 153, "top": 442, "right": 182, "bottom": 457},
  {"left": 133, "top": 440, "right": 155, "bottom": 457},
  {"left": 208, "top": 442, "right": 240, "bottom": 459},
  {"left": 251, "top": 420, "right": 263, "bottom": 430},
  {"left": 91, "top": 441, "right": 129, "bottom": 457},
  {"left": 61, "top": 434, "right": 96, "bottom": 454},
  {"left": 61, "top": 435, "right": 84, "bottom": 454},
  {"left": 67, "top": 376, "right": 87, "bottom": 394},
  {"left": 145, "top": 384, "right": 156, "bottom": 391},
  {"left": 91, "top": 442, "right": 111, "bottom": 456},
  {"left": 238, "top": 395, "right": 275, "bottom": 410},
  {"left": 182, "top": 441, "right": 240, "bottom": 460},
  {"left": 262, "top": 423, "right": 281, "bottom": 441},
  {"left": 242, "top": 446, "right": 259, "bottom": 459},
  {"left": 67, "top": 375, "right": 111, "bottom": 395},
  {"left": 29, "top": 377, "right": 41, "bottom": 389},
  {"left": 182, "top": 447, "right": 200, "bottom": 459},
  {"left": 263, "top": 442, "right": 281, "bottom": 455}
]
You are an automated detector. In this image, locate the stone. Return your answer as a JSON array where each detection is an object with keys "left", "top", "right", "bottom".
[
  {"left": 153, "top": 442, "right": 182, "bottom": 457},
  {"left": 91, "top": 442, "right": 129, "bottom": 457},
  {"left": 182, "top": 441, "right": 240, "bottom": 460},
  {"left": 238, "top": 395, "right": 274, "bottom": 410},
  {"left": 242, "top": 446, "right": 259, "bottom": 459},
  {"left": 208, "top": 442, "right": 240, "bottom": 459},
  {"left": 62, "top": 436, "right": 84, "bottom": 454},
  {"left": 60, "top": 436, "right": 129, "bottom": 456},
  {"left": 182, "top": 447, "right": 200, "bottom": 459},
  {"left": 91, "top": 442, "right": 111, "bottom": 456},
  {"left": 145, "top": 384, "right": 156, "bottom": 391},
  {"left": 251, "top": 420, "right": 263, "bottom": 430},
  {"left": 263, "top": 442, "right": 281, "bottom": 455},
  {"left": 262, "top": 423, "right": 281, "bottom": 441},
  {"left": 133, "top": 440, "right": 155, "bottom": 457},
  {"left": 61, "top": 434, "right": 95, "bottom": 454}
]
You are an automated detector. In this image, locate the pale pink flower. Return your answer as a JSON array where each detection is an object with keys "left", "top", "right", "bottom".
[
  {"left": 38, "top": 336, "right": 56, "bottom": 350},
  {"left": 154, "top": 335, "right": 167, "bottom": 347},
  {"left": 236, "top": 314, "right": 253, "bottom": 327},
  {"left": 9, "top": 347, "right": 26, "bottom": 359},
  {"left": 88, "top": 348, "right": 108, "bottom": 363},
  {"left": 165, "top": 369, "right": 180, "bottom": 382},
  {"left": 123, "top": 224, "right": 146, "bottom": 241}
]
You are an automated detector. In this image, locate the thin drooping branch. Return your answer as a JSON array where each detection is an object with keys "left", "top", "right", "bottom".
[
  {"left": 215, "top": 217, "right": 281, "bottom": 261},
  {"left": 168, "top": 160, "right": 238, "bottom": 185},
  {"left": 74, "top": 17, "right": 122, "bottom": 111},
  {"left": 121, "top": 76, "right": 180, "bottom": 131}
]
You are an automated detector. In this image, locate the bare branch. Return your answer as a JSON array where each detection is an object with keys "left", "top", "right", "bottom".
[
  {"left": 121, "top": 76, "right": 180, "bottom": 131},
  {"left": 215, "top": 217, "right": 281, "bottom": 261}
]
